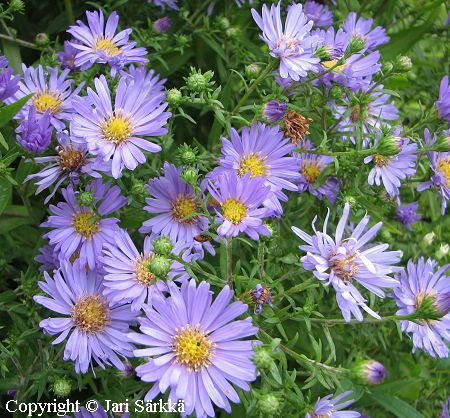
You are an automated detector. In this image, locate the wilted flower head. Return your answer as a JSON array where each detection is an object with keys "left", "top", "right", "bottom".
[
  {"left": 396, "top": 201, "right": 421, "bottom": 230},
  {"left": 16, "top": 107, "right": 52, "bottom": 154},
  {"left": 306, "top": 391, "right": 360, "bottom": 418},
  {"left": 263, "top": 100, "right": 287, "bottom": 123},
  {"left": 251, "top": 2, "right": 320, "bottom": 81},
  {"left": 343, "top": 12, "right": 389, "bottom": 50},
  {"left": 393, "top": 257, "right": 450, "bottom": 358},
  {"left": 68, "top": 10, "right": 148, "bottom": 75},
  {"left": 292, "top": 202, "right": 402, "bottom": 322},
  {"left": 129, "top": 279, "right": 259, "bottom": 418},
  {"left": 283, "top": 110, "right": 312, "bottom": 145},
  {"left": 436, "top": 75, "right": 450, "bottom": 122},
  {"left": 304, "top": 0, "right": 334, "bottom": 28}
]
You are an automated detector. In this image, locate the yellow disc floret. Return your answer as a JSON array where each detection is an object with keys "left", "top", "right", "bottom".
[
  {"left": 94, "top": 36, "right": 121, "bottom": 57},
  {"left": 171, "top": 195, "right": 198, "bottom": 223},
  {"left": 32, "top": 91, "right": 63, "bottom": 114},
  {"left": 238, "top": 153, "right": 267, "bottom": 178},
  {"left": 222, "top": 198, "right": 247, "bottom": 225},
  {"left": 72, "top": 212, "right": 99, "bottom": 239},
  {"left": 301, "top": 160, "right": 321, "bottom": 183},
  {"left": 437, "top": 157, "right": 450, "bottom": 187},
  {"left": 135, "top": 256, "right": 156, "bottom": 286},
  {"left": 72, "top": 294, "right": 110, "bottom": 333},
  {"left": 172, "top": 325, "right": 215, "bottom": 371}
]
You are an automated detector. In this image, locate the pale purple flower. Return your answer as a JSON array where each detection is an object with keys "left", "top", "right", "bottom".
[
  {"left": 67, "top": 10, "right": 148, "bottom": 76},
  {"left": 418, "top": 128, "right": 450, "bottom": 214},
  {"left": 441, "top": 398, "right": 450, "bottom": 418},
  {"left": 436, "top": 75, "right": 450, "bottom": 122},
  {"left": 34, "top": 261, "right": 137, "bottom": 374},
  {"left": 251, "top": 2, "right": 320, "bottom": 81},
  {"left": 364, "top": 137, "right": 417, "bottom": 197},
  {"left": 70, "top": 74, "right": 170, "bottom": 178},
  {"left": 292, "top": 202, "right": 402, "bottom": 322},
  {"left": 362, "top": 360, "right": 388, "bottom": 384},
  {"left": 343, "top": 12, "right": 389, "bottom": 50},
  {"left": 41, "top": 179, "right": 127, "bottom": 269},
  {"left": 148, "top": 0, "right": 178, "bottom": 10},
  {"left": 57, "top": 41, "right": 79, "bottom": 71},
  {"left": 208, "top": 171, "right": 272, "bottom": 240},
  {"left": 396, "top": 201, "right": 421, "bottom": 229},
  {"left": 306, "top": 391, "right": 360, "bottom": 418},
  {"left": 16, "top": 107, "right": 52, "bottom": 154},
  {"left": 9, "top": 64, "right": 83, "bottom": 131},
  {"left": 140, "top": 162, "right": 209, "bottom": 246},
  {"left": 304, "top": 0, "right": 334, "bottom": 28},
  {"left": 35, "top": 243, "right": 59, "bottom": 272},
  {"left": 0, "top": 57, "right": 19, "bottom": 102},
  {"left": 392, "top": 257, "right": 450, "bottom": 358},
  {"left": 295, "top": 140, "right": 339, "bottom": 203},
  {"left": 263, "top": 100, "right": 287, "bottom": 122},
  {"left": 154, "top": 16, "right": 171, "bottom": 33},
  {"left": 128, "top": 279, "right": 259, "bottom": 418}
]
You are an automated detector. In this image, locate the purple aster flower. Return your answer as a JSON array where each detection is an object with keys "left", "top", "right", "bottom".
[
  {"left": 148, "top": 0, "right": 179, "bottom": 10},
  {"left": 67, "top": 10, "right": 148, "bottom": 76},
  {"left": 35, "top": 243, "right": 59, "bottom": 272},
  {"left": 208, "top": 172, "right": 272, "bottom": 240},
  {"left": 396, "top": 201, "right": 421, "bottom": 230},
  {"left": 275, "top": 73, "right": 295, "bottom": 95},
  {"left": 128, "top": 279, "right": 259, "bottom": 418},
  {"left": 25, "top": 131, "right": 109, "bottom": 203},
  {"left": 418, "top": 128, "right": 450, "bottom": 214},
  {"left": 343, "top": 12, "right": 389, "bottom": 50},
  {"left": 101, "top": 230, "right": 188, "bottom": 311},
  {"left": 292, "top": 202, "right": 402, "bottom": 322},
  {"left": 66, "top": 400, "right": 130, "bottom": 417},
  {"left": 56, "top": 41, "right": 79, "bottom": 71},
  {"left": 71, "top": 74, "right": 170, "bottom": 178},
  {"left": 304, "top": 0, "right": 334, "bottom": 28},
  {"left": 251, "top": 2, "right": 320, "bottom": 81},
  {"left": 120, "top": 65, "right": 166, "bottom": 95},
  {"left": 41, "top": 179, "right": 127, "bottom": 270},
  {"left": 436, "top": 75, "right": 450, "bottom": 122},
  {"left": 0, "top": 58, "right": 19, "bottom": 102},
  {"left": 356, "top": 359, "right": 388, "bottom": 384},
  {"left": 34, "top": 261, "right": 137, "bottom": 374},
  {"left": 392, "top": 257, "right": 450, "bottom": 358},
  {"left": 441, "top": 398, "right": 450, "bottom": 418},
  {"left": 295, "top": 140, "right": 339, "bottom": 203},
  {"left": 263, "top": 100, "right": 287, "bottom": 123},
  {"left": 211, "top": 122, "right": 300, "bottom": 215},
  {"left": 140, "top": 162, "right": 209, "bottom": 246},
  {"left": 306, "top": 391, "right": 360, "bottom": 418},
  {"left": 9, "top": 64, "right": 83, "bottom": 131},
  {"left": 364, "top": 136, "right": 417, "bottom": 197},
  {"left": 154, "top": 16, "right": 171, "bottom": 33},
  {"left": 16, "top": 107, "right": 52, "bottom": 154}
]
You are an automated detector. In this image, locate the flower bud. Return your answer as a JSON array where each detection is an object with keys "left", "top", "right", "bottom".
[
  {"left": 185, "top": 68, "right": 214, "bottom": 93},
  {"left": 315, "top": 45, "right": 332, "bottom": 61},
  {"left": 330, "top": 85, "right": 344, "bottom": 100},
  {"left": 353, "top": 360, "right": 388, "bottom": 385},
  {"left": 435, "top": 243, "right": 450, "bottom": 260},
  {"left": 382, "top": 61, "right": 394, "bottom": 73},
  {"left": 396, "top": 55, "right": 412, "bottom": 71},
  {"left": 245, "top": 63, "right": 262, "bottom": 79},
  {"left": 376, "top": 135, "right": 402, "bottom": 156},
  {"left": 51, "top": 377, "right": 72, "bottom": 397},
  {"left": 9, "top": 0, "right": 25, "bottom": 13},
  {"left": 154, "top": 16, "right": 171, "bottom": 33},
  {"left": 181, "top": 167, "right": 199, "bottom": 186},
  {"left": 415, "top": 292, "right": 450, "bottom": 320},
  {"left": 177, "top": 144, "right": 198, "bottom": 165},
  {"left": 175, "top": 34, "right": 189, "bottom": 47},
  {"left": 215, "top": 16, "right": 230, "bottom": 30},
  {"left": 152, "top": 236, "right": 174, "bottom": 256},
  {"left": 432, "top": 134, "right": 450, "bottom": 152},
  {"left": 166, "top": 88, "right": 184, "bottom": 107},
  {"left": 131, "top": 179, "right": 146, "bottom": 198},
  {"left": 263, "top": 100, "right": 287, "bottom": 123},
  {"left": 345, "top": 36, "right": 365, "bottom": 56},
  {"left": 77, "top": 190, "right": 94, "bottom": 207},
  {"left": 423, "top": 231, "right": 436, "bottom": 245},
  {"left": 257, "top": 393, "right": 281, "bottom": 415},
  {"left": 226, "top": 27, "right": 240, "bottom": 40},
  {"left": 35, "top": 33, "right": 49, "bottom": 46},
  {"left": 146, "top": 255, "right": 171, "bottom": 278},
  {"left": 253, "top": 347, "right": 273, "bottom": 370}
]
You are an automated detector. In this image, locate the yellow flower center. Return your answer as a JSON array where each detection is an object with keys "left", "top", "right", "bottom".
[
  {"left": 322, "top": 59, "right": 346, "bottom": 72},
  {"left": 329, "top": 252, "right": 359, "bottom": 282},
  {"left": 94, "top": 36, "right": 121, "bottom": 57},
  {"left": 237, "top": 153, "right": 267, "bottom": 178},
  {"left": 222, "top": 198, "right": 247, "bottom": 225},
  {"left": 72, "top": 294, "right": 110, "bottom": 333},
  {"left": 135, "top": 256, "right": 156, "bottom": 286},
  {"left": 32, "top": 91, "right": 63, "bottom": 114},
  {"left": 72, "top": 212, "right": 99, "bottom": 239},
  {"left": 437, "top": 157, "right": 450, "bottom": 186},
  {"left": 100, "top": 113, "right": 133, "bottom": 145},
  {"left": 57, "top": 146, "right": 86, "bottom": 172},
  {"left": 373, "top": 154, "right": 389, "bottom": 167},
  {"left": 172, "top": 325, "right": 215, "bottom": 371},
  {"left": 171, "top": 195, "right": 198, "bottom": 223},
  {"left": 301, "top": 160, "right": 321, "bottom": 183}
]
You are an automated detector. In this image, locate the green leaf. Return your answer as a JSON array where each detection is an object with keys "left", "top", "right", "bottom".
[
  {"left": 367, "top": 393, "right": 425, "bottom": 418},
  {"left": 0, "top": 130, "right": 8, "bottom": 150},
  {"left": 0, "top": 177, "right": 12, "bottom": 216},
  {"left": 197, "top": 33, "right": 227, "bottom": 61},
  {"left": 0, "top": 94, "right": 34, "bottom": 128}
]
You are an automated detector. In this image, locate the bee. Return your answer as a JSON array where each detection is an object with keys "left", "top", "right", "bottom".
[{"left": 194, "top": 234, "right": 212, "bottom": 243}]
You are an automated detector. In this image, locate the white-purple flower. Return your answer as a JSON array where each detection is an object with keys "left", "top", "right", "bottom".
[
  {"left": 343, "top": 12, "right": 389, "bottom": 50},
  {"left": 304, "top": 0, "right": 334, "bottom": 28},
  {"left": 16, "top": 107, "right": 52, "bottom": 154},
  {"left": 396, "top": 201, "right": 421, "bottom": 229},
  {"left": 436, "top": 75, "right": 450, "bottom": 122},
  {"left": 306, "top": 390, "right": 360, "bottom": 418}
]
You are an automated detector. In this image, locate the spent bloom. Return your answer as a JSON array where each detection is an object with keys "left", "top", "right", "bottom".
[
  {"left": 41, "top": 179, "right": 127, "bottom": 269},
  {"left": 71, "top": 73, "right": 170, "bottom": 178},
  {"left": 140, "top": 162, "right": 209, "bottom": 246},
  {"left": 67, "top": 10, "right": 148, "bottom": 75},
  {"left": 292, "top": 202, "right": 402, "bottom": 322},
  {"left": 34, "top": 261, "right": 137, "bottom": 374},
  {"left": 364, "top": 136, "right": 418, "bottom": 197},
  {"left": 25, "top": 131, "right": 109, "bottom": 203},
  {"left": 208, "top": 171, "right": 272, "bottom": 240},
  {"left": 251, "top": 2, "right": 320, "bottom": 81},
  {"left": 343, "top": 12, "right": 389, "bottom": 50},
  {"left": 436, "top": 75, "right": 450, "bottom": 122},
  {"left": 0, "top": 56, "right": 20, "bottom": 102},
  {"left": 9, "top": 64, "right": 83, "bottom": 131},
  {"left": 304, "top": 0, "right": 334, "bottom": 28},
  {"left": 129, "top": 279, "right": 259, "bottom": 418},
  {"left": 16, "top": 107, "right": 52, "bottom": 154},
  {"left": 306, "top": 391, "right": 360, "bottom": 418},
  {"left": 418, "top": 128, "right": 450, "bottom": 214},
  {"left": 392, "top": 257, "right": 450, "bottom": 358},
  {"left": 396, "top": 201, "right": 421, "bottom": 230}
]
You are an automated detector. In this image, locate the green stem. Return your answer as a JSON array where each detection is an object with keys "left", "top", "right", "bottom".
[
  {"left": 225, "top": 238, "right": 233, "bottom": 286},
  {"left": 232, "top": 60, "right": 277, "bottom": 114},
  {"left": 309, "top": 312, "right": 420, "bottom": 325},
  {"left": 284, "top": 279, "right": 316, "bottom": 296},
  {"left": 0, "top": 33, "right": 43, "bottom": 51},
  {"left": 63, "top": 0, "right": 74, "bottom": 24}
]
